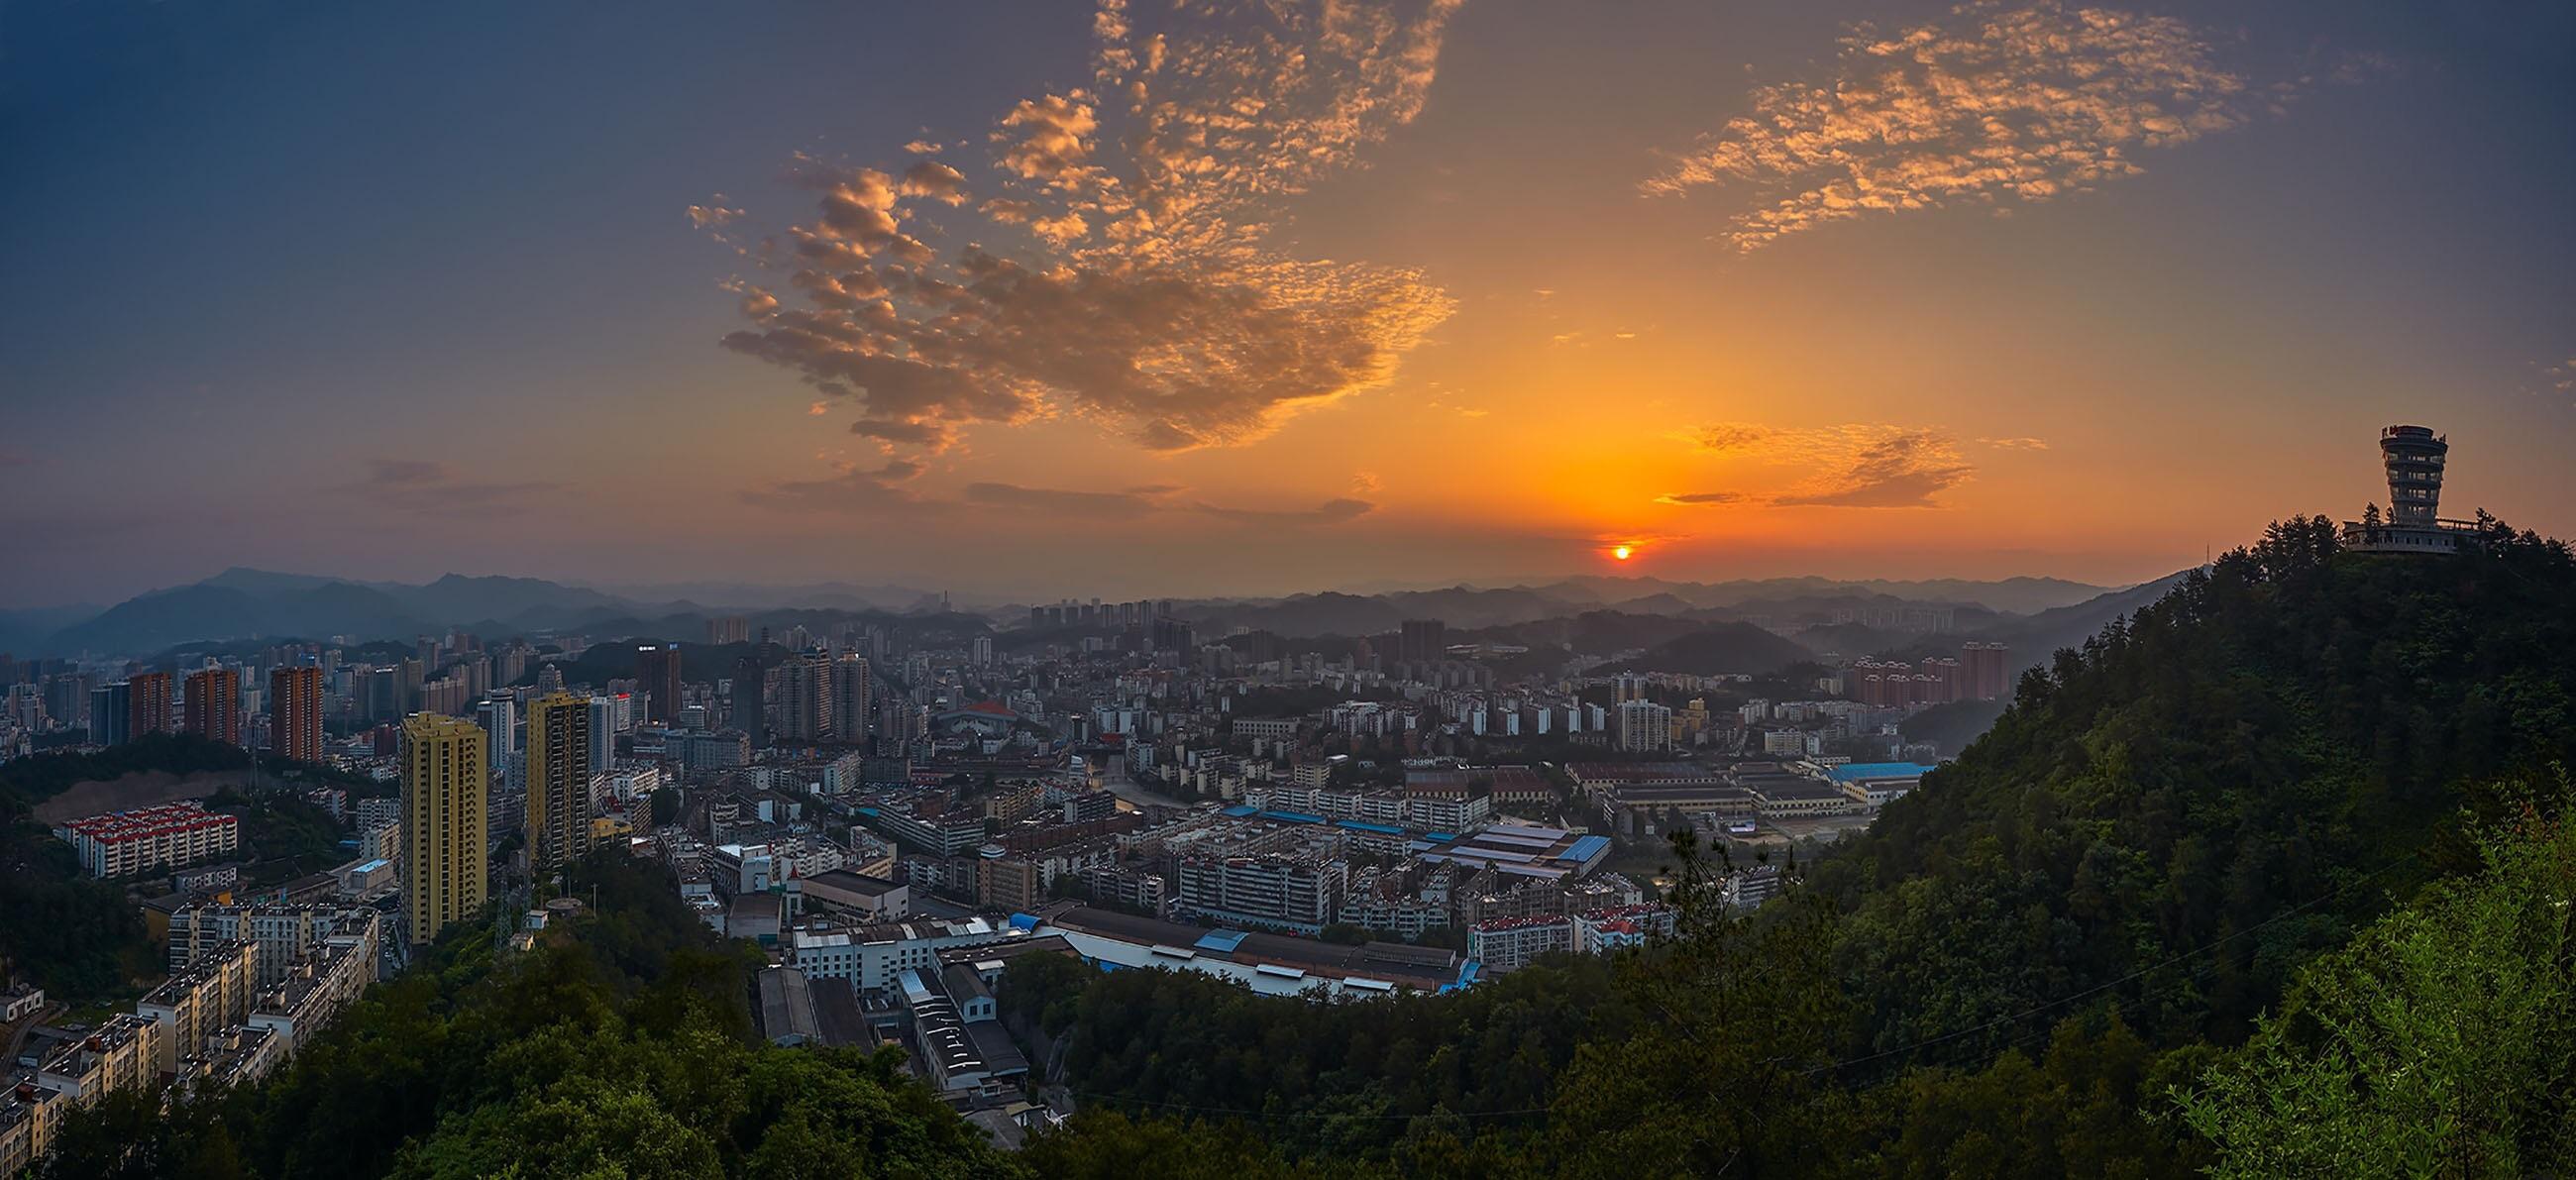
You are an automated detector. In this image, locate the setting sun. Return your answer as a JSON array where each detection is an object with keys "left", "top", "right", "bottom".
[{"left": 1612, "top": 545, "right": 1634, "bottom": 561}]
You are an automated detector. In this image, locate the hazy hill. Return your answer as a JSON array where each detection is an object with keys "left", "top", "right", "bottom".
[{"left": 1604, "top": 620, "right": 1814, "bottom": 676}]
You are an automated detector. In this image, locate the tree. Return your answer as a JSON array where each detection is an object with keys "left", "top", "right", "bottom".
[{"left": 2178, "top": 787, "right": 2576, "bottom": 1176}]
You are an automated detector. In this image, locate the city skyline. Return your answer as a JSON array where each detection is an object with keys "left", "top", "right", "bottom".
[{"left": 6, "top": 0, "right": 2573, "bottom": 608}]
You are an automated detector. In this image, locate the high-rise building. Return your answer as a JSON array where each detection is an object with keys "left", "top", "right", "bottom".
[
  {"left": 477, "top": 693, "right": 519, "bottom": 764},
  {"left": 269, "top": 667, "right": 324, "bottom": 763},
  {"left": 91, "top": 681, "right": 133, "bottom": 745},
  {"left": 1615, "top": 698, "right": 1672, "bottom": 753},
  {"left": 730, "top": 657, "right": 768, "bottom": 749},
  {"left": 635, "top": 644, "right": 683, "bottom": 723},
  {"left": 181, "top": 668, "right": 241, "bottom": 746},
  {"left": 525, "top": 692, "right": 594, "bottom": 875},
  {"left": 586, "top": 696, "right": 616, "bottom": 773},
  {"left": 830, "top": 655, "right": 871, "bottom": 747},
  {"left": 1612, "top": 673, "right": 1651, "bottom": 704},
  {"left": 129, "top": 672, "right": 174, "bottom": 738},
  {"left": 402, "top": 713, "right": 489, "bottom": 946},
  {"left": 774, "top": 655, "right": 832, "bottom": 743},
  {"left": 1398, "top": 618, "right": 1447, "bottom": 665},
  {"left": 1959, "top": 642, "right": 2010, "bottom": 702},
  {"left": 706, "top": 615, "right": 750, "bottom": 645}
]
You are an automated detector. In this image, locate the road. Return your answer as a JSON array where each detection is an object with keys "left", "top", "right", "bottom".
[
  {"left": 2, "top": 1002, "right": 65, "bottom": 1068},
  {"left": 1098, "top": 762, "right": 1186, "bottom": 811}
]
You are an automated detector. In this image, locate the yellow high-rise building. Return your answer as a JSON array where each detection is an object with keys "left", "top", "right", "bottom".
[
  {"left": 401, "top": 712, "right": 488, "bottom": 946},
  {"left": 527, "top": 691, "right": 594, "bottom": 875}
]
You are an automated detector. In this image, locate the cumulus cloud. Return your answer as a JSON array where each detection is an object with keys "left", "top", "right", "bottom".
[
  {"left": 1647, "top": 0, "right": 2260, "bottom": 249},
  {"left": 345, "top": 459, "right": 561, "bottom": 515},
  {"left": 1678, "top": 422, "right": 1976, "bottom": 508},
  {"left": 710, "top": 0, "right": 1459, "bottom": 454}
]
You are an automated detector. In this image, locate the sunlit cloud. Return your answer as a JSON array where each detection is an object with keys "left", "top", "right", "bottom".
[
  {"left": 343, "top": 459, "right": 562, "bottom": 516},
  {"left": 1979, "top": 436, "right": 2050, "bottom": 450},
  {"left": 710, "top": 0, "right": 1460, "bottom": 454},
  {"left": 686, "top": 198, "right": 743, "bottom": 228},
  {"left": 1678, "top": 422, "right": 1977, "bottom": 508},
  {"left": 1646, "top": 0, "right": 2261, "bottom": 249}
]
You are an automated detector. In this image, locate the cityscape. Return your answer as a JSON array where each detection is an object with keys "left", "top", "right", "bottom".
[{"left": 3, "top": 1, "right": 2573, "bottom": 1176}]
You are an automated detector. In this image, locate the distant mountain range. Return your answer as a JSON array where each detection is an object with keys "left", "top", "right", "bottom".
[{"left": 7, "top": 565, "right": 2170, "bottom": 666}]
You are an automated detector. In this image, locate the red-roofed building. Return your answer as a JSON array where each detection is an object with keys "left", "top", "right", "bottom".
[{"left": 53, "top": 802, "right": 240, "bottom": 879}]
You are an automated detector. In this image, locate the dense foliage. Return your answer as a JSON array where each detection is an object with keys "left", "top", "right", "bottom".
[
  {"left": 1002, "top": 949, "right": 1634, "bottom": 1162},
  {"left": 0, "top": 732, "right": 252, "bottom": 814}
]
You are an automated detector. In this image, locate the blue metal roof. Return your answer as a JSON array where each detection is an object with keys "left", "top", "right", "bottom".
[
  {"left": 1261, "top": 809, "right": 1328, "bottom": 825},
  {"left": 1336, "top": 819, "right": 1405, "bottom": 835},
  {"left": 1008, "top": 912, "right": 1039, "bottom": 930},
  {"left": 1828, "top": 761, "right": 1936, "bottom": 783},
  {"left": 1562, "top": 834, "right": 1611, "bottom": 864},
  {"left": 1221, "top": 805, "right": 1260, "bottom": 817},
  {"left": 1192, "top": 929, "right": 1249, "bottom": 953}
]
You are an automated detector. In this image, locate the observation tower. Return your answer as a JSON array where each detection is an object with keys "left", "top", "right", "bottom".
[{"left": 2342, "top": 425, "right": 2479, "bottom": 554}]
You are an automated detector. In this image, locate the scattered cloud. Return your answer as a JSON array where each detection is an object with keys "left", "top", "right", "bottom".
[
  {"left": 687, "top": 198, "right": 744, "bottom": 228},
  {"left": 1979, "top": 436, "right": 2050, "bottom": 450},
  {"left": 2543, "top": 358, "right": 2575, "bottom": 397},
  {"left": 1657, "top": 491, "right": 1748, "bottom": 506},
  {"left": 1351, "top": 471, "right": 1383, "bottom": 495},
  {"left": 1646, "top": 0, "right": 2268, "bottom": 249},
  {"left": 711, "top": 0, "right": 1460, "bottom": 454},
  {"left": 344, "top": 459, "right": 561, "bottom": 515},
  {"left": 0, "top": 450, "right": 32, "bottom": 469},
  {"left": 1678, "top": 422, "right": 1977, "bottom": 508}
]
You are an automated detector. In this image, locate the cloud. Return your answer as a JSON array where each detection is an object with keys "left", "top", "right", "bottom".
[
  {"left": 1192, "top": 496, "right": 1377, "bottom": 525},
  {"left": 0, "top": 450, "right": 33, "bottom": 469},
  {"left": 1979, "top": 436, "right": 2050, "bottom": 450},
  {"left": 1771, "top": 431, "right": 1973, "bottom": 506},
  {"left": 344, "top": 459, "right": 560, "bottom": 515},
  {"left": 687, "top": 199, "right": 744, "bottom": 228},
  {"left": 741, "top": 459, "right": 926, "bottom": 511},
  {"left": 712, "top": 0, "right": 1459, "bottom": 454},
  {"left": 898, "top": 160, "right": 972, "bottom": 206},
  {"left": 962, "top": 481, "right": 1169, "bottom": 518},
  {"left": 1646, "top": 0, "right": 2263, "bottom": 249},
  {"left": 1678, "top": 422, "right": 1976, "bottom": 508}
]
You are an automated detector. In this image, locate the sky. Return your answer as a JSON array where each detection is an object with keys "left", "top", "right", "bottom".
[{"left": 3, "top": 0, "right": 2572, "bottom": 608}]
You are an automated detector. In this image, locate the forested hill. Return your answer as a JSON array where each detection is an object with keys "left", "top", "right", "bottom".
[{"left": 1814, "top": 515, "right": 2576, "bottom": 1054}]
